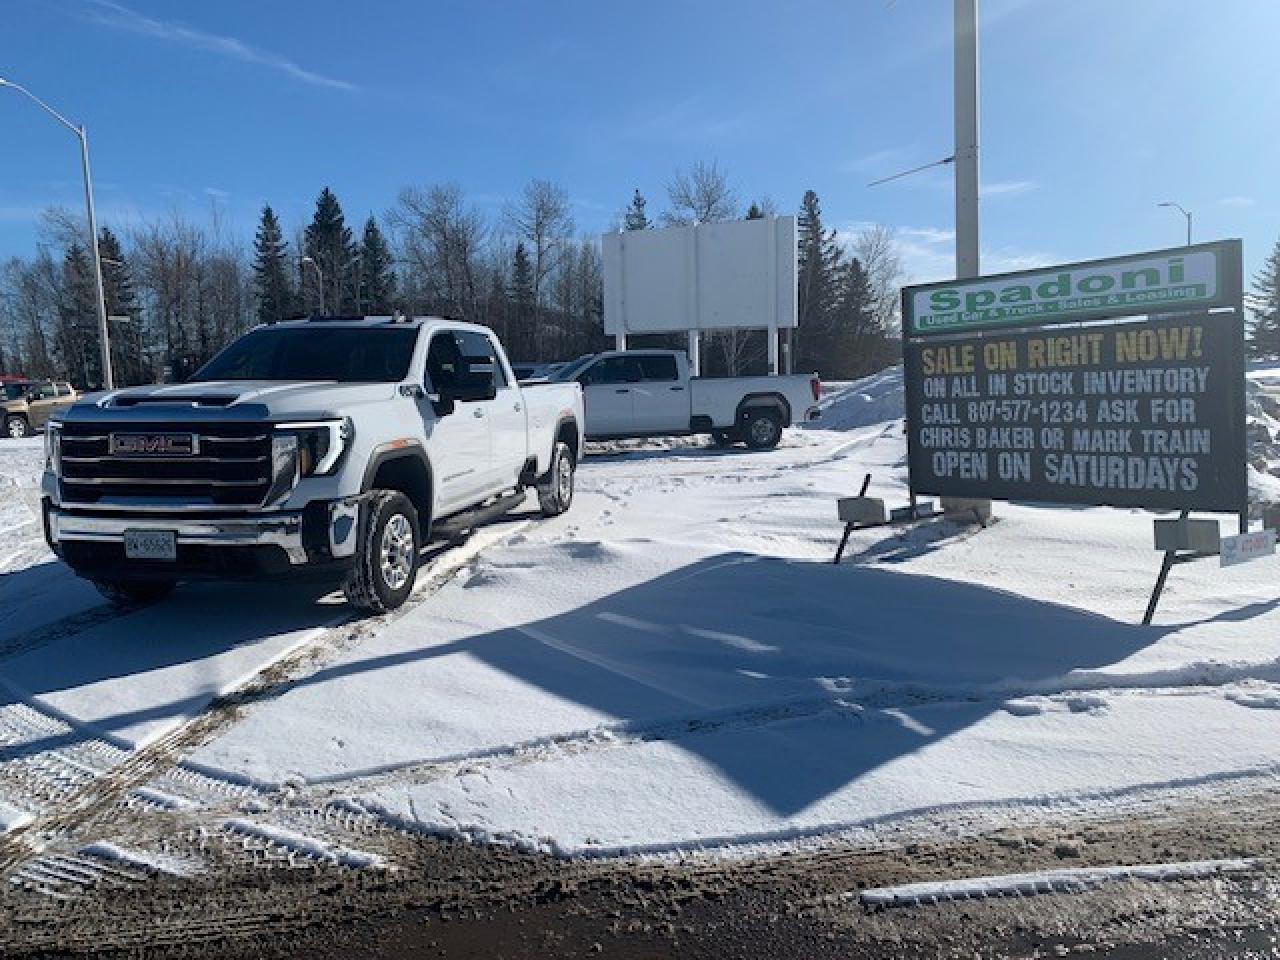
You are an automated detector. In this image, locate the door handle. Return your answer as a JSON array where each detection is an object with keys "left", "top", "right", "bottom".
[
  {"left": 669, "top": 386, "right": 685, "bottom": 391},
  {"left": 615, "top": 388, "right": 630, "bottom": 394},
  {"left": 514, "top": 403, "right": 522, "bottom": 412},
  {"left": 473, "top": 408, "right": 485, "bottom": 418}
]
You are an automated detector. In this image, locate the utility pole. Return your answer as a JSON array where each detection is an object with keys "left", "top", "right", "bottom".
[
  {"left": 944, "top": 0, "right": 992, "bottom": 523},
  {"left": 954, "top": 0, "right": 980, "bottom": 282}
]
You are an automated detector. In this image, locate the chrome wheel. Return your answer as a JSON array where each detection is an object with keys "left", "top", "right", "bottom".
[
  {"left": 379, "top": 513, "right": 415, "bottom": 591},
  {"left": 6, "top": 417, "right": 26, "bottom": 439},
  {"left": 556, "top": 450, "right": 573, "bottom": 505}
]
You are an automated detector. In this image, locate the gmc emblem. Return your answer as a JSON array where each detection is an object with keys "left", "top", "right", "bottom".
[{"left": 109, "top": 433, "right": 199, "bottom": 456}]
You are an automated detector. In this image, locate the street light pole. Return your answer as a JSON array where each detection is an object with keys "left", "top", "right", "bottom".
[
  {"left": 0, "top": 78, "right": 113, "bottom": 389},
  {"left": 1158, "top": 201, "right": 1193, "bottom": 246}
]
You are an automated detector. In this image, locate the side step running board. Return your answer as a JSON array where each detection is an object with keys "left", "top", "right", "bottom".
[{"left": 433, "top": 491, "right": 528, "bottom": 541}]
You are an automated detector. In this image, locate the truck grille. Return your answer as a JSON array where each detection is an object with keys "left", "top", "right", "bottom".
[{"left": 59, "top": 421, "right": 273, "bottom": 507}]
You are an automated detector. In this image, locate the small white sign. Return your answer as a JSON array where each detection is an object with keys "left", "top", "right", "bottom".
[{"left": 1220, "top": 530, "right": 1277, "bottom": 567}]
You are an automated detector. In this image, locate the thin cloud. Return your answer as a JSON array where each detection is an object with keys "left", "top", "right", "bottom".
[
  {"left": 982, "top": 179, "right": 1038, "bottom": 198},
  {"left": 81, "top": 0, "right": 358, "bottom": 92},
  {"left": 1219, "top": 195, "right": 1256, "bottom": 209}
]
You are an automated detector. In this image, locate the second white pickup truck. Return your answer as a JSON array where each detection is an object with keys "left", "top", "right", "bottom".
[{"left": 536, "top": 350, "right": 821, "bottom": 449}]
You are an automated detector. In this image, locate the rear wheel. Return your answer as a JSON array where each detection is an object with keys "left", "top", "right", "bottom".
[
  {"left": 91, "top": 579, "right": 176, "bottom": 607},
  {"left": 743, "top": 409, "right": 784, "bottom": 450},
  {"left": 536, "top": 441, "right": 575, "bottom": 517},
  {"left": 5, "top": 415, "right": 28, "bottom": 439},
  {"left": 343, "top": 490, "right": 421, "bottom": 614}
]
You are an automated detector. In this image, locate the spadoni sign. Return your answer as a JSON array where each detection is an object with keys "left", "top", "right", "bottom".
[{"left": 902, "top": 242, "right": 1247, "bottom": 515}]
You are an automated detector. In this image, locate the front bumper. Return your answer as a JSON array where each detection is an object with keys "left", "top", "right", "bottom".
[{"left": 44, "top": 497, "right": 363, "bottom": 580}]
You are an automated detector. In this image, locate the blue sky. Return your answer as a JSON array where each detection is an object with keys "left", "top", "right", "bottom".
[{"left": 1, "top": 0, "right": 1277, "bottom": 285}]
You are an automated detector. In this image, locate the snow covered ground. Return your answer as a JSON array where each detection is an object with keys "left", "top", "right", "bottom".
[{"left": 1, "top": 369, "right": 1279, "bottom": 867}]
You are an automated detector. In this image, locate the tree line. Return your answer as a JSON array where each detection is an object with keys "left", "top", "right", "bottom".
[{"left": 0, "top": 162, "right": 903, "bottom": 388}]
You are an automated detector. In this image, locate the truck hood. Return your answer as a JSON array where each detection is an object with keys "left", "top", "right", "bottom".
[{"left": 64, "top": 380, "right": 399, "bottom": 421}]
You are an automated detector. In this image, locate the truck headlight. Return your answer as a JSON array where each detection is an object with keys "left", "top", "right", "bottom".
[
  {"left": 275, "top": 419, "right": 351, "bottom": 477},
  {"left": 44, "top": 421, "right": 61, "bottom": 472}
]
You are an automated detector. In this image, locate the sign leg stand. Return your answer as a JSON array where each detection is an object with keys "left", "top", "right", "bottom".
[
  {"left": 1144, "top": 508, "right": 1190, "bottom": 626},
  {"left": 833, "top": 524, "right": 854, "bottom": 565},
  {"left": 1142, "top": 551, "right": 1177, "bottom": 626}
]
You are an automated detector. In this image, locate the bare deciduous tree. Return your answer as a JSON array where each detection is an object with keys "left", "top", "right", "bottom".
[
  {"left": 662, "top": 160, "right": 739, "bottom": 226},
  {"left": 505, "top": 179, "right": 575, "bottom": 356},
  {"left": 850, "top": 223, "right": 905, "bottom": 334}
]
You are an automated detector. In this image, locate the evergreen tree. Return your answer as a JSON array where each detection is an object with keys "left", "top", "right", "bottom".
[
  {"left": 58, "top": 244, "right": 101, "bottom": 388},
  {"left": 97, "top": 227, "right": 146, "bottom": 384},
  {"left": 795, "top": 190, "right": 843, "bottom": 373},
  {"left": 745, "top": 202, "right": 764, "bottom": 220},
  {"left": 509, "top": 242, "right": 536, "bottom": 360},
  {"left": 1249, "top": 238, "right": 1280, "bottom": 359},
  {"left": 358, "top": 217, "right": 397, "bottom": 315},
  {"left": 830, "top": 256, "right": 882, "bottom": 377},
  {"left": 623, "top": 189, "right": 650, "bottom": 231},
  {"left": 303, "top": 187, "right": 357, "bottom": 315},
  {"left": 253, "top": 205, "right": 296, "bottom": 326}
]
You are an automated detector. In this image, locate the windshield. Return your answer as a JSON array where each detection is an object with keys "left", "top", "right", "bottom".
[
  {"left": 547, "top": 354, "right": 597, "bottom": 382},
  {"left": 191, "top": 326, "right": 420, "bottom": 382}
]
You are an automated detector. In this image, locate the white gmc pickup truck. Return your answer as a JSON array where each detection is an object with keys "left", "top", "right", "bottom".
[
  {"left": 41, "top": 317, "right": 583, "bottom": 612},
  {"left": 537, "top": 349, "right": 821, "bottom": 448}
]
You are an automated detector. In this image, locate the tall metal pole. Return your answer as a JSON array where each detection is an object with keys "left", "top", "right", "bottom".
[
  {"left": 944, "top": 0, "right": 991, "bottom": 523},
  {"left": 79, "top": 127, "right": 113, "bottom": 390},
  {"left": 954, "top": 0, "right": 980, "bottom": 282},
  {"left": 0, "top": 79, "right": 113, "bottom": 389},
  {"left": 1158, "top": 202, "right": 1193, "bottom": 247}
]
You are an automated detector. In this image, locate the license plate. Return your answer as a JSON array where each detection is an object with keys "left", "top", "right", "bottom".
[{"left": 123, "top": 530, "right": 177, "bottom": 561}]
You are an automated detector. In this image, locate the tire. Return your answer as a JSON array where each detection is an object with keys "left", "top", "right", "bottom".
[
  {"left": 342, "top": 490, "right": 421, "bottom": 614},
  {"left": 91, "top": 578, "right": 176, "bottom": 607},
  {"left": 5, "top": 415, "right": 29, "bottom": 439},
  {"left": 536, "top": 441, "right": 575, "bottom": 517},
  {"left": 743, "top": 409, "right": 784, "bottom": 450}
]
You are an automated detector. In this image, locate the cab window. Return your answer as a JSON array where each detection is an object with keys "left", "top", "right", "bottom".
[
  {"left": 636, "top": 355, "right": 678, "bottom": 382},
  {"left": 582, "top": 356, "right": 642, "bottom": 385}
]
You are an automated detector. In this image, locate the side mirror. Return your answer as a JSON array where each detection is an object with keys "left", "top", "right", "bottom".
[{"left": 431, "top": 387, "right": 457, "bottom": 418}]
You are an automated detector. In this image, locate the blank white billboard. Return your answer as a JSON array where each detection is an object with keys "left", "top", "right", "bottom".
[{"left": 602, "top": 216, "right": 797, "bottom": 335}]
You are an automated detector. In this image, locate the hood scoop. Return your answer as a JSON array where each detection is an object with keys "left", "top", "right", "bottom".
[{"left": 112, "top": 394, "right": 238, "bottom": 409}]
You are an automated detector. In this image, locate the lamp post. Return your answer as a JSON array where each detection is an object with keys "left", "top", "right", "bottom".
[
  {"left": 0, "top": 77, "right": 113, "bottom": 389},
  {"left": 1157, "top": 201, "right": 1193, "bottom": 247},
  {"left": 301, "top": 256, "right": 325, "bottom": 314}
]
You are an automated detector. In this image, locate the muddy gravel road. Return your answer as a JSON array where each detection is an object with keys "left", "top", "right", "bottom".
[{"left": 5, "top": 782, "right": 1280, "bottom": 959}]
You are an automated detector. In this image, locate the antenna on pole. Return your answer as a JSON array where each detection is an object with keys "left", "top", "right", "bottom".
[{"left": 867, "top": 155, "right": 955, "bottom": 188}]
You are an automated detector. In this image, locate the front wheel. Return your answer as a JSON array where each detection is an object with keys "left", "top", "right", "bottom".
[
  {"left": 5, "top": 415, "right": 29, "bottom": 439},
  {"left": 343, "top": 490, "right": 421, "bottom": 614},
  {"left": 92, "top": 578, "right": 176, "bottom": 607},
  {"left": 536, "top": 441, "right": 575, "bottom": 517},
  {"left": 743, "top": 410, "right": 784, "bottom": 450}
]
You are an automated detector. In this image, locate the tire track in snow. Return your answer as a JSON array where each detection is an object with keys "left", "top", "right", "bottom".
[{"left": 0, "top": 520, "right": 532, "bottom": 884}]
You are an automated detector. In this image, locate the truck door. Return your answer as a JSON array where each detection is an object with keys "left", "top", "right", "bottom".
[
  {"left": 25, "top": 381, "right": 61, "bottom": 429},
  {"left": 465, "top": 330, "right": 527, "bottom": 491},
  {"left": 422, "top": 330, "right": 492, "bottom": 512},
  {"left": 579, "top": 355, "right": 639, "bottom": 437},
  {"left": 629, "top": 354, "right": 688, "bottom": 433}
]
